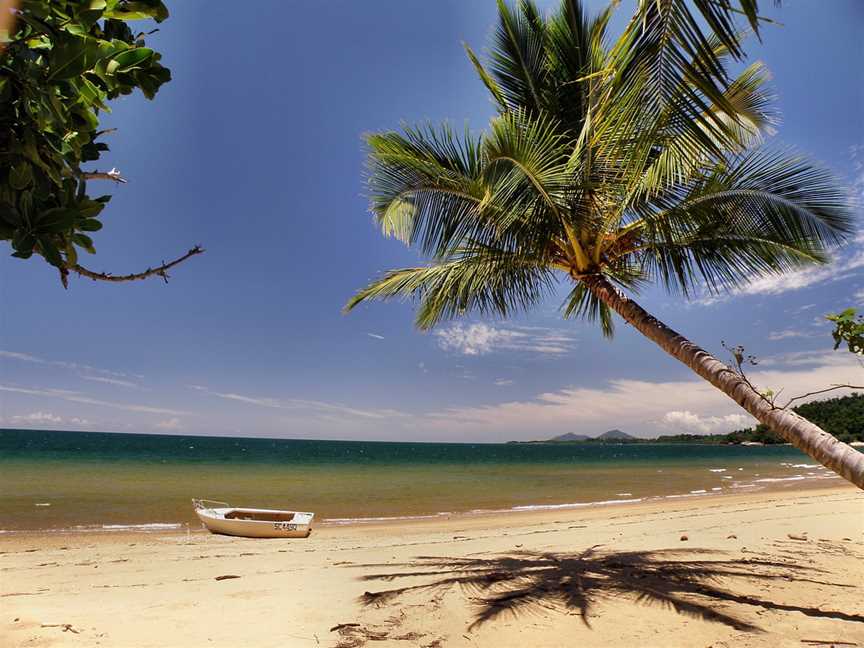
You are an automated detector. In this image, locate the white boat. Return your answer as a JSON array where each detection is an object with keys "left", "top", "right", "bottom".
[{"left": 192, "top": 499, "right": 314, "bottom": 538}]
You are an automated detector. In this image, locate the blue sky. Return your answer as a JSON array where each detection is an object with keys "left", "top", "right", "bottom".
[{"left": 1, "top": 0, "right": 863, "bottom": 441}]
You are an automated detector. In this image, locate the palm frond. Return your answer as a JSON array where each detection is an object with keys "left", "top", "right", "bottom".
[
  {"left": 488, "top": 0, "right": 549, "bottom": 114},
  {"left": 630, "top": 148, "right": 853, "bottom": 295},
  {"left": 561, "top": 283, "right": 615, "bottom": 337},
  {"left": 344, "top": 246, "right": 556, "bottom": 329},
  {"left": 365, "top": 124, "right": 491, "bottom": 256}
]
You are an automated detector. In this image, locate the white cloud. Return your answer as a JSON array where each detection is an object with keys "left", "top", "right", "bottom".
[
  {"left": 435, "top": 323, "right": 577, "bottom": 356},
  {"left": 0, "top": 384, "right": 188, "bottom": 416},
  {"left": 189, "top": 385, "right": 406, "bottom": 421},
  {"left": 0, "top": 350, "right": 42, "bottom": 363},
  {"left": 79, "top": 375, "right": 139, "bottom": 389},
  {"left": 851, "top": 143, "right": 864, "bottom": 200},
  {"left": 0, "top": 349, "right": 140, "bottom": 380},
  {"left": 6, "top": 411, "right": 92, "bottom": 429},
  {"left": 367, "top": 333, "right": 385, "bottom": 340},
  {"left": 155, "top": 417, "right": 183, "bottom": 431},
  {"left": 756, "top": 348, "right": 852, "bottom": 368},
  {"left": 421, "top": 350, "right": 863, "bottom": 441},
  {"left": 661, "top": 410, "right": 750, "bottom": 434},
  {"left": 695, "top": 145, "right": 864, "bottom": 305},
  {"left": 697, "top": 248, "right": 864, "bottom": 305},
  {"left": 11, "top": 411, "right": 63, "bottom": 424},
  {"left": 767, "top": 329, "right": 812, "bottom": 341},
  {"left": 210, "top": 392, "right": 282, "bottom": 408},
  {"left": 494, "top": 378, "right": 515, "bottom": 387}
]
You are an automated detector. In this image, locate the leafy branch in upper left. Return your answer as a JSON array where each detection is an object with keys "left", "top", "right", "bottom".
[{"left": 0, "top": 0, "right": 202, "bottom": 287}]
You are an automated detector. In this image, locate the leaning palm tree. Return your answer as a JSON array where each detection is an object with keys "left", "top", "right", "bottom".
[{"left": 345, "top": 0, "right": 864, "bottom": 488}]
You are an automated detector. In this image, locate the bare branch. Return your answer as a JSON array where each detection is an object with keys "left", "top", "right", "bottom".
[
  {"left": 781, "top": 384, "right": 864, "bottom": 410},
  {"left": 720, "top": 341, "right": 779, "bottom": 407},
  {"left": 68, "top": 246, "right": 203, "bottom": 285},
  {"left": 81, "top": 167, "right": 127, "bottom": 184}
]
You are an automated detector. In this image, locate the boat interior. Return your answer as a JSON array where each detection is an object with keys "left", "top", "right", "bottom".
[{"left": 224, "top": 509, "right": 297, "bottom": 522}]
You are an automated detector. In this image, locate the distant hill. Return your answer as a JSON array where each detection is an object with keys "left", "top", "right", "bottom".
[
  {"left": 513, "top": 429, "right": 638, "bottom": 444},
  {"left": 597, "top": 429, "right": 634, "bottom": 441},
  {"left": 548, "top": 432, "right": 591, "bottom": 442},
  {"left": 510, "top": 394, "right": 864, "bottom": 445}
]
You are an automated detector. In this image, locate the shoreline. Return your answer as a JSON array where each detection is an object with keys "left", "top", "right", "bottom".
[
  {"left": 1, "top": 477, "right": 850, "bottom": 539},
  {"left": 2, "top": 485, "right": 861, "bottom": 647}
]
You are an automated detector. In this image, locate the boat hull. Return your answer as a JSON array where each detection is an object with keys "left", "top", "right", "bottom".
[
  {"left": 192, "top": 502, "right": 314, "bottom": 538},
  {"left": 196, "top": 511, "right": 312, "bottom": 538}
]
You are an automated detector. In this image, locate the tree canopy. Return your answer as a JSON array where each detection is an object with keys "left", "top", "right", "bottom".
[
  {"left": 345, "top": 0, "right": 850, "bottom": 337},
  {"left": 0, "top": 0, "right": 200, "bottom": 286},
  {"left": 827, "top": 308, "right": 864, "bottom": 355}
]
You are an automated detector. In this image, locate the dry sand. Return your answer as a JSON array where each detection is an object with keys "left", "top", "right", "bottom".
[{"left": 2, "top": 486, "right": 862, "bottom": 648}]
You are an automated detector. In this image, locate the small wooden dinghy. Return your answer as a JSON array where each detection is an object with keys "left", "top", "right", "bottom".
[{"left": 192, "top": 499, "right": 314, "bottom": 538}]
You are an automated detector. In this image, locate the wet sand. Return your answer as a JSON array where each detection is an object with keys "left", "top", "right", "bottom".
[{"left": 2, "top": 485, "right": 862, "bottom": 647}]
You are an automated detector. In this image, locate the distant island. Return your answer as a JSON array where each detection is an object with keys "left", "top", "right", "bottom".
[{"left": 510, "top": 394, "right": 864, "bottom": 445}]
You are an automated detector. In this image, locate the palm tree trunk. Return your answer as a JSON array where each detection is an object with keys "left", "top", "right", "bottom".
[{"left": 583, "top": 275, "right": 864, "bottom": 489}]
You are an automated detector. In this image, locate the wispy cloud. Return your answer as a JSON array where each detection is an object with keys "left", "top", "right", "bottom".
[
  {"left": 696, "top": 146, "right": 864, "bottom": 305},
  {"left": 435, "top": 323, "right": 577, "bottom": 356},
  {"left": 767, "top": 329, "right": 812, "bottom": 341},
  {"left": 189, "top": 385, "right": 406, "bottom": 420},
  {"left": 851, "top": 143, "right": 864, "bottom": 200},
  {"left": 494, "top": 378, "right": 515, "bottom": 387},
  {"left": 367, "top": 333, "right": 385, "bottom": 340},
  {"left": 0, "top": 349, "right": 140, "bottom": 380},
  {"left": 12, "top": 411, "right": 62, "bottom": 424},
  {"left": 661, "top": 410, "right": 750, "bottom": 434},
  {"left": 7, "top": 411, "right": 91, "bottom": 427},
  {"left": 421, "top": 350, "right": 862, "bottom": 441},
  {"left": 79, "top": 375, "right": 140, "bottom": 389},
  {"left": 0, "top": 384, "right": 187, "bottom": 416},
  {"left": 697, "top": 247, "right": 864, "bottom": 305},
  {"left": 786, "top": 303, "right": 816, "bottom": 314},
  {"left": 155, "top": 417, "right": 183, "bottom": 431},
  {"left": 0, "top": 350, "right": 41, "bottom": 363}
]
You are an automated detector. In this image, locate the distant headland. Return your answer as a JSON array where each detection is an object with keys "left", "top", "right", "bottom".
[{"left": 509, "top": 394, "right": 864, "bottom": 445}]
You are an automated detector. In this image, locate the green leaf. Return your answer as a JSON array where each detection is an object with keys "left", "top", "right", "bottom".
[
  {"left": 106, "top": 47, "right": 153, "bottom": 75},
  {"left": 12, "top": 231, "right": 36, "bottom": 254},
  {"left": 76, "top": 199, "right": 106, "bottom": 219},
  {"left": 65, "top": 242, "right": 78, "bottom": 266},
  {"left": 0, "top": 202, "right": 21, "bottom": 227},
  {"left": 72, "top": 233, "right": 96, "bottom": 253},
  {"left": 9, "top": 163, "right": 33, "bottom": 190},
  {"left": 103, "top": 0, "right": 169, "bottom": 22},
  {"left": 79, "top": 218, "right": 103, "bottom": 232},
  {"left": 48, "top": 34, "right": 103, "bottom": 81},
  {"left": 38, "top": 236, "right": 64, "bottom": 267},
  {"left": 35, "top": 207, "right": 77, "bottom": 233}
]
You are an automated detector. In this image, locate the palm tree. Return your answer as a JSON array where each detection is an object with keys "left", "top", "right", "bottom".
[{"left": 344, "top": 0, "right": 864, "bottom": 488}]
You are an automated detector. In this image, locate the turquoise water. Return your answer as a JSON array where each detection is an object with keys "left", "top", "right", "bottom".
[{"left": 0, "top": 429, "right": 842, "bottom": 532}]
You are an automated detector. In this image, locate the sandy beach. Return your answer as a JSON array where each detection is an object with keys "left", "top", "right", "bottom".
[{"left": 2, "top": 485, "right": 862, "bottom": 648}]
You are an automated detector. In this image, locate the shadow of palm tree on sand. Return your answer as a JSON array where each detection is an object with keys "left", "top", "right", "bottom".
[{"left": 355, "top": 546, "right": 862, "bottom": 632}]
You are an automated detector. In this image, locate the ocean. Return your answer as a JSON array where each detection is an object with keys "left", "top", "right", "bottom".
[{"left": 0, "top": 428, "right": 844, "bottom": 533}]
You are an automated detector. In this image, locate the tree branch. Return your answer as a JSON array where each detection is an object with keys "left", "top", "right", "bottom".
[
  {"left": 81, "top": 168, "right": 127, "bottom": 183},
  {"left": 68, "top": 246, "right": 203, "bottom": 285},
  {"left": 781, "top": 384, "right": 864, "bottom": 410}
]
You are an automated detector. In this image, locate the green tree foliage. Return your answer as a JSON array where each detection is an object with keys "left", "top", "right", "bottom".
[
  {"left": 722, "top": 394, "right": 864, "bottom": 445},
  {"left": 514, "top": 395, "right": 864, "bottom": 445},
  {"left": 827, "top": 308, "right": 864, "bottom": 355},
  {"left": 0, "top": 0, "right": 200, "bottom": 286}
]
